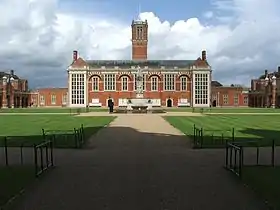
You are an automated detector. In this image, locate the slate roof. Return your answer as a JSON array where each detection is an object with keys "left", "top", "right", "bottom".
[
  {"left": 211, "top": 81, "right": 223, "bottom": 87},
  {"left": 85, "top": 60, "right": 197, "bottom": 68}
]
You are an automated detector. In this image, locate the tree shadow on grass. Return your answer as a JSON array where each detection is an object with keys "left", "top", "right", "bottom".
[
  {"left": 0, "top": 126, "right": 104, "bottom": 149},
  {"left": 188, "top": 127, "right": 280, "bottom": 148}
]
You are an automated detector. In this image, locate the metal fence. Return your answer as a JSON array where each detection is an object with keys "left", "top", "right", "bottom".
[
  {"left": 34, "top": 140, "right": 54, "bottom": 177},
  {"left": 1, "top": 138, "right": 54, "bottom": 177},
  {"left": 193, "top": 124, "right": 235, "bottom": 148},
  {"left": 42, "top": 124, "right": 85, "bottom": 148},
  {"left": 224, "top": 140, "right": 276, "bottom": 178},
  {"left": 1, "top": 137, "right": 34, "bottom": 166}
]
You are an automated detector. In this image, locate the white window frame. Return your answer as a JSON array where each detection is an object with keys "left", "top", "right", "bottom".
[
  {"left": 234, "top": 94, "right": 239, "bottom": 105},
  {"left": 51, "top": 94, "right": 56, "bottom": 105},
  {"left": 104, "top": 74, "right": 116, "bottom": 91},
  {"left": 180, "top": 76, "right": 187, "bottom": 91},
  {"left": 150, "top": 76, "right": 158, "bottom": 91},
  {"left": 192, "top": 73, "right": 210, "bottom": 107},
  {"left": 40, "top": 95, "right": 45, "bottom": 105},
  {"left": 121, "top": 76, "right": 129, "bottom": 91},
  {"left": 223, "top": 94, "right": 228, "bottom": 105},
  {"left": 243, "top": 96, "right": 248, "bottom": 104},
  {"left": 92, "top": 76, "right": 99, "bottom": 91},
  {"left": 71, "top": 73, "right": 85, "bottom": 105},
  {"left": 62, "top": 94, "right": 67, "bottom": 104},
  {"left": 164, "top": 74, "right": 175, "bottom": 91}
]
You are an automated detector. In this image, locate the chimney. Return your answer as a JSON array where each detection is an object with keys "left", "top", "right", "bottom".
[
  {"left": 10, "top": 70, "right": 14, "bottom": 75},
  {"left": 202, "top": 50, "right": 206, "bottom": 60},
  {"left": 73, "top": 50, "right": 78, "bottom": 61},
  {"left": 278, "top": 66, "right": 280, "bottom": 72}
]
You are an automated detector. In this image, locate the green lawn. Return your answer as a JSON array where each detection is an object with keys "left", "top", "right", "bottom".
[
  {"left": 164, "top": 115, "right": 280, "bottom": 148},
  {"left": 166, "top": 107, "right": 280, "bottom": 113},
  {"left": 0, "top": 115, "right": 115, "bottom": 148},
  {"left": 0, "top": 107, "right": 107, "bottom": 113},
  {"left": 0, "top": 166, "right": 35, "bottom": 207},
  {"left": 242, "top": 166, "right": 280, "bottom": 209}
]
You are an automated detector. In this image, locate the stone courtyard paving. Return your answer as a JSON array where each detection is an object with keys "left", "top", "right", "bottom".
[{"left": 13, "top": 115, "right": 268, "bottom": 210}]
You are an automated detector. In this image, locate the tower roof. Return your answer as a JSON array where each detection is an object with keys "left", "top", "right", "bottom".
[{"left": 132, "top": 19, "right": 148, "bottom": 26}]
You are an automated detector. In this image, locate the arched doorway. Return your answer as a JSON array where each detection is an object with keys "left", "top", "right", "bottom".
[
  {"left": 167, "top": 98, "right": 172, "bottom": 107},
  {"left": 212, "top": 100, "right": 217, "bottom": 107}
]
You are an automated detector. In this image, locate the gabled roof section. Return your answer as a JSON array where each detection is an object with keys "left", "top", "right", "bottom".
[
  {"left": 84, "top": 59, "right": 197, "bottom": 68},
  {"left": 194, "top": 57, "right": 209, "bottom": 67},
  {"left": 70, "top": 58, "right": 88, "bottom": 68}
]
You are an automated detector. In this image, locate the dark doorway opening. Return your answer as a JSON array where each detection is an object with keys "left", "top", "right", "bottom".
[
  {"left": 212, "top": 100, "right": 217, "bottom": 107},
  {"left": 167, "top": 99, "right": 172, "bottom": 107}
]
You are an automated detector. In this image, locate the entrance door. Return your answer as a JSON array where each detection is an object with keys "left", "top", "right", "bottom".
[
  {"left": 167, "top": 99, "right": 172, "bottom": 107},
  {"left": 212, "top": 100, "right": 216, "bottom": 107}
]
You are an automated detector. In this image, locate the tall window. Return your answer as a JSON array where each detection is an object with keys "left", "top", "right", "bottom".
[
  {"left": 62, "top": 94, "right": 67, "bottom": 104},
  {"left": 180, "top": 76, "right": 187, "bottom": 91},
  {"left": 194, "top": 73, "right": 208, "bottom": 105},
  {"left": 40, "top": 95, "right": 45, "bottom": 105},
  {"left": 104, "top": 74, "right": 116, "bottom": 91},
  {"left": 136, "top": 26, "right": 143, "bottom": 39},
  {"left": 234, "top": 94, "right": 239, "bottom": 105},
  {"left": 121, "top": 77, "right": 128, "bottom": 91},
  {"left": 164, "top": 74, "right": 175, "bottom": 91},
  {"left": 223, "top": 94, "right": 228, "bottom": 104},
  {"left": 243, "top": 96, "right": 248, "bottom": 104},
  {"left": 51, "top": 94, "right": 56, "bottom": 105},
  {"left": 134, "top": 74, "right": 145, "bottom": 91},
  {"left": 71, "top": 74, "right": 85, "bottom": 105},
  {"left": 151, "top": 76, "right": 158, "bottom": 91},
  {"left": 92, "top": 77, "right": 99, "bottom": 91}
]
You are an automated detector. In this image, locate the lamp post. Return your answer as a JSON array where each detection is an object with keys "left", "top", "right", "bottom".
[
  {"left": 271, "top": 75, "right": 276, "bottom": 108},
  {"left": 2, "top": 73, "right": 15, "bottom": 108}
]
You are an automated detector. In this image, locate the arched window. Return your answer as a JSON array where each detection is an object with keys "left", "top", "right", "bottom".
[
  {"left": 180, "top": 76, "right": 187, "bottom": 91},
  {"left": 151, "top": 76, "right": 158, "bottom": 91},
  {"left": 121, "top": 76, "right": 128, "bottom": 91},
  {"left": 92, "top": 76, "right": 99, "bottom": 91}
]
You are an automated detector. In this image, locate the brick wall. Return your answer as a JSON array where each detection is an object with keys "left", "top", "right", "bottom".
[
  {"left": 88, "top": 74, "right": 192, "bottom": 106},
  {"left": 32, "top": 88, "right": 68, "bottom": 107},
  {"left": 212, "top": 86, "right": 249, "bottom": 107}
]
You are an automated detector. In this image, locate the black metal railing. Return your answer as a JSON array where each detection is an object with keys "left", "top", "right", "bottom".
[
  {"left": 42, "top": 124, "right": 85, "bottom": 148},
  {"left": 2, "top": 137, "right": 29, "bottom": 166},
  {"left": 34, "top": 140, "right": 54, "bottom": 177},
  {"left": 225, "top": 142, "right": 244, "bottom": 177},
  {"left": 192, "top": 124, "right": 235, "bottom": 148},
  {"left": 224, "top": 140, "right": 276, "bottom": 178}
]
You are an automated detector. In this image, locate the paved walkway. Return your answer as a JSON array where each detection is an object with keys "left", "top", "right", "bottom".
[{"left": 15, "top": 115, "right": 267, "bottom": 210}]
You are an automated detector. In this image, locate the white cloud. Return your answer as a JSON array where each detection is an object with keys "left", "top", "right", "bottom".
[{"left": 0, "top": 0, "right": 280, "bottom": 88}]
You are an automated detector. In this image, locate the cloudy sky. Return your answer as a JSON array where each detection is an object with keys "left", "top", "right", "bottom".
[{"left": 1, "top": 0, "right": 280, "bottom": 88}]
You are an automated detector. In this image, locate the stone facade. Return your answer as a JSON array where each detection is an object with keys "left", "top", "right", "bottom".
[
  {"left": 67, "top": 19, "right": 212, "bottom": 108},
  {"left": 0, "top": 70, "right": 30, "bottom": 108},
  {"left": 249, "top": 67, "right": 280, "bottom": 108}
]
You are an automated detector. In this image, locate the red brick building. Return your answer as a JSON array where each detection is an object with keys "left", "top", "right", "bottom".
[
  {"left": 211, "top": 81, "right": 249, "bottom": 107},
  {"left": 67, "top": 19, "right": 212, "bottom": 108},
  {"left": 30, "top": 88, "right": 68, "bottom": 107},
  {"left": 249, "top": 67, "right": 280, "bottom": 108},
  {"left": 0, "top": 70, "right": 29, "bottom": 108}
]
